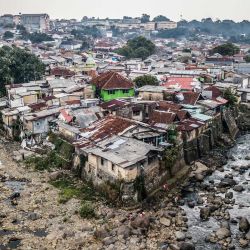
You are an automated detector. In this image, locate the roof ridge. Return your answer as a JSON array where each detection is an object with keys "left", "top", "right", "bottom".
[{"left": 102, "top": 72, "right": 116, "bottom": 89}]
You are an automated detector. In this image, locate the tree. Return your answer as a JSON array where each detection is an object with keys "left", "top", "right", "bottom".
[
  {"left": 0, "top": 46, "right": 45, "bottom": 96},
  {"left": 211, "top": 43, "right": 240, "bottom": 56},
  {"left": 141, "top": 14, "right": 150, "bottom": 23},
  {"left": 134, "top": 75, "right": 158, "bottom": 88},
  {"left": 116, "top": 36, "right": 156, "bottom": 60},
  {"left": 223, "top": 88, "right": 238, "bottom": 107},
  {"left": 182, "top": 48, "right": 191, "bottom": 53},
  {"left": 153, "top": 15, "right": 170, "bottom": 22},
  {"left": 80, "top": 37, "right": 90, "bottom": 50},
  {"left": 3, "top": 31, "right": 14, "bottom": 40},
  {"left": 245, "top": 55, "right": 250, "bottom": 62},
  {"left": 23, "top": 32, "right": 54, "bottom": 44}
]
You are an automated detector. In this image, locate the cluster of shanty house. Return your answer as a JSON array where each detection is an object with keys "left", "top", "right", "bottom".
[{"left": 0, "top": 66, "right": 245, "bottom": 202}]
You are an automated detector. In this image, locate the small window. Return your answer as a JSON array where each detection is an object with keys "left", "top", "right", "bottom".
[
  {"left": 36, "top": 122, "right": 40, "bottom": 126},
  {"left": 101, "top": 157, "right": 104, "bottom": 165},
  {"left": 111, "top": 164, "right": 115, "bottom": 171},
  {"left": 133, "top": 110, "right": 140, "bottom": 116},
  {"left": 108, "top": 90, "right": 115, "bottom": 95},
  {"left": 123, "top": 89, "right": 129, "bottom": 94}
]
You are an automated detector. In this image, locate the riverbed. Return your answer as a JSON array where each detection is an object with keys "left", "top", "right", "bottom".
[{"left": 182, "top": 133, "right": 250, "bottom": 250}]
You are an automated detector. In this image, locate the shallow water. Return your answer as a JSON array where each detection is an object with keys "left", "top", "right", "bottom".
[{"left": 182, "top": 134, "right": 250, "bottom": 250}]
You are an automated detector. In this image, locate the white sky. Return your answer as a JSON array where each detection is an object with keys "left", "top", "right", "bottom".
[{"left": 0, "top": 0, "right": 249, "bottom": 21}]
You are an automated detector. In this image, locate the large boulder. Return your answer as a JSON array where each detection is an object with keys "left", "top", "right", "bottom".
[
  {"left": 200, "top": 207, "right": 211, "bottom": 221},
  {"left": 215, "top": 227, "right": 231, "bottom": 240},
  {"left": 160, "top": 217, "right": 171, "bottom": 227},
  {"left": 233, "top": 185, "right": 245, "bottom": 192},
  {"left": 180, "top": 242, "right": 195, "bottom": 250},
  {"left": 94, "top": 228, "right": 109, "bottom": 239},
  {"left": 219, "top": 178, "right": 237, "bottom": 188},
  {"left": 239, "top": 217, "right": 250, "bottom": 233},
  {"left": 225, "top": 192, "right": 233, "bottom": 199},
  {"left": 195, "top": 173, "right": 204, "bottom": 182},
  {"left": 175, "top": 231, "right": 186, "bottom": 241},
  {"left": 131, "top": 215, "right": 150, "bottom": 229},
  {"left": 117, "top": 225, "right": 131, "bottom": 239}
]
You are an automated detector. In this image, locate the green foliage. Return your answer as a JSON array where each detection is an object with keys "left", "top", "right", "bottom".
[
  {"left": 23, "top": 32, "right": 54, "bottom": 44},
  {"left": 141, "top": 14, "right": 150, "bottom": 23},
  {"left": 163, "top": 146, "right": 179, "bottom": 177},
  {"left": 49, "top": 133, "right": 75, "bottom": 161},
  {"left": 81, "top": 38, "right": 90, "bottom": 50},
  {"left": 24, "top": 151, "right": 66, "bottom": 171},
  {"left": 98, "top": 180, "right": 122, "bottom": 202},
  {"left": 153, "top": 15, "right": 170, "bottom": 22},
  {"left": 116, "top": 36, "right": 155, "bottom": 60},
  {"left": 168, "top": 125, "right": 178, "bottom": 144},
  {"left": 223, "top": 88, "right": 238, "bottom": 107},
  {"left": 71, "top": 27, "right": 101, "bottom": 39},
  {"left": 79, "top": 201, "right": 95, "bottom": 218},
  {"left": 182, "top": 48, "right": 191, "bottom": 53},
  {"left": 157, "top": 27, "right": 189, "bottom": 39},
  {"left": 211, "top": 43, "right": 240, "bottom": 56},
  {"left": 3, "top": 31, "right": 14, "bottom": 40},
  {"left": 0, "top": 46, "right": 45, "bottom": 96},
  {"left": 134, "top": 74, "right": 158, "bottom": 88},
  {"left": 50, "top": 177, "right": 97, "bottom": 203},
  {"left": 245, "top": 55, "right": 250, "bottom": 62},
  {"left": 134, "top": 175, "right": 147, "bottom": 201}
]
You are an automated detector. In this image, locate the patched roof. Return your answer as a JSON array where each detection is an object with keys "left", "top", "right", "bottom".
[
  {"left": 79, "top": 115, "right": 137, "bottom": 143},
  {"left": 182, "top": 92, "right": 200, "bottom": 105},
  {"left": 149, "top": 110, "right": 178, "bottom": 129}
]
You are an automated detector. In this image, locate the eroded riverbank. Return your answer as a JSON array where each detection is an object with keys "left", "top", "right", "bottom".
[{"left": 0, "top": 134, "right": 249, "bottom": 250}]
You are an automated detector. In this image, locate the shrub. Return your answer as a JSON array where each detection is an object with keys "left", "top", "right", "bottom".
[
  {"left": 79, "top": 201, "right": 95, "bottom": 218},
  {"left": 50, "top": 178, "right": 97, "bottom": 203}
]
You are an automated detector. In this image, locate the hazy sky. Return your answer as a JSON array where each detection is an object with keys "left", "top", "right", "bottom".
[{"left": 0, "top": 0, "right": 249, "bottom": 21}]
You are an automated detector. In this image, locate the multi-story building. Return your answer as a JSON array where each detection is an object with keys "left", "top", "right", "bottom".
[
  {"left": 142, "top": 22, "right": 156, "bottom": 31},
  {"left": 0, "top": 14, "right": 14, "bottom": 26},
  {"left": 20, "top": 14, "right": 50, "bottom": 32},
  {"left": 156, "top": 21, "right": 177, "bottom": 30}
]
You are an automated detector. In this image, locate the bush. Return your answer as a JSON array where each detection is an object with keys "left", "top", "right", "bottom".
[
  {"left": 24, "top": 151, "right": 67, "bottom": 171},
  {"left": 223, "top": 88, "right": 238, "bottom": 107},
  {"left": 79, "top": 201, "right": 95, "bottom": 218},
  {"left": 134, "top": 75, "right": 158, "bottom": 88},
  {"left": 116, "top": 36, "right": 155, "bottom": 60},
  {"left": 50, "top": 177, "right": 97, "bottom": 203}
]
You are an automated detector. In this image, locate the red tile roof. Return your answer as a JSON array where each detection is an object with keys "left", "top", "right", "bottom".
[
  {"left": 60, "top": 109, "right": 73, "bottom": 123},
  {"left": 182, "top": 92, "right": 200, "bottom": 105},
  {"left": 204, "top": 86, "right": 222, "bottom": 99},
  {"left": 91, "top": 71, "right": 134, "bottom": 90},
  {"left": 43, "top": 95, "right": 56, "bottom": 101},
  {"left": 100, "top": 99, "right": 128, "bottom": 111},
  {"left": 177, "top": 118, "right": 205, "bottom": 132},
  {"left": 157, "top": 101, "right": 182, "bottom": 111},
  {"left": 65, "top": 100, "right": 81, "bottom": 105},
  {"left": 51, "top": 67, "right": 75, "bottom": 77},
  {"left": 79, "top": 115, "right": 137, "bottom": 143},
  {"left": 162, "top": 77, "right": 196, "bottom": 91},
  {"left": 149, "top": 110, "right": 178, "bottom": 126},
  {"left": 28, "top": 102, "right": 47, "bottom": 111}
]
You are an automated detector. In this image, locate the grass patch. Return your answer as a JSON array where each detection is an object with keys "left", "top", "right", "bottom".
[
  {"left": 24, "top": 151, "right": 67, "bottom": 171},
  {"left": 50, "top": 177, "right": 98, "bottom": 204},
  {"left": 79, "top": 201, "right": 95, "bottom": 219}
]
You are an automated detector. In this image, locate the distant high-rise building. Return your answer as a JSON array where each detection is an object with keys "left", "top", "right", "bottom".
[
  {"left": 20, "top": 14, "right": 50, "bottom": 32},
  {"left": 0, "top": 14, "right": 14, "bottom": 26},
  {"left": 156, "top": 21, "right": 177, "bottom": 30}
]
